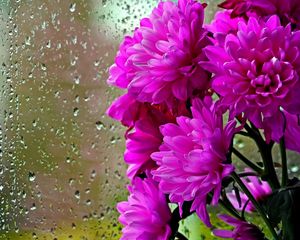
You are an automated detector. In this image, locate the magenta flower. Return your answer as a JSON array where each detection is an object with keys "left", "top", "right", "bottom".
[
  {"left": 213, "top": 214, "right": 265, "bottom": 240},
  {"left": 117, "top": 177, "right": 172, "bottom": 240},
  {"left": 125, "top": 118, "right": 163, "bottom": 180},
  {"left": 203, "top": 15, "right": 300, "bottom": 140},
  {"left": 107, "top": 29, "right": 142, "bottom": 89},
  {"left": 106, "top": 93, "right": 149, "bottom": 127},
  {"left": 282, "top": 112, "right": 300, "bottom": 153},
  {"left": 219, "top": 0, "right": 300, "bottom": 29},
  {"left": 151, "top": 98, "right": 236, "bottom": 227},
  {"left": 264, "top": 111, "right": 300, "bottom": 154},
  {"left": 124, "top": 100, "right": 189, "bottom": 180},
  {"left": 206, "top": 10, "right": 244, "bottom": 47},
  {"left": 107, "top": 0, "right": 211, "bottom": 106},
  {"left": 227, "top": 172, "right": 272, "bottom": 212},
  {"left": 107, "top": 92, "right": 190, "bottom": 128}
]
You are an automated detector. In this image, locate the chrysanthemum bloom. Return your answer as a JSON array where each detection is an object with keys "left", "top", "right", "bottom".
[
  {"left": 107, "top": 28, "right": 142, "bottom": 89},
  {"left": 213, "top": 214, "right": 266, "bottom": 240},
  {"left": 206, "top": 10, "right": 244, "bottom": 47},
  {"left": 265, "top": 111, "right": 300, "bottom": 154},
  {"left": 107, "top": 92, "right": 190, "bottom": 128},
  {"left": 122, "top": 100, "right": 189, "bottom": 180},
  {"left": 282, "top": 112, "right": 300, "bottom": 154},
  {"left": 117, "top": 177, "right": 172, "bottom": 240},
  {"left": 107, "top": 0, "right": 211, "bottom": 106},
  {"left": 203, "top": 15, "right": 300, "bottom": 140},
  {"left": 106, "top": 93, "right": 149, "bottom": 127},
  {"left": 219, "top": 0, "right": 300, "bottom": 30},
  {"left": 125, "top": 118, "right": 162, "bottom": 180},
  {"left": 151, "top": 98, "right": 236, "bottom": 227},
  {"left": 227, "top": 172, "right": 272, "bottom": 212}
]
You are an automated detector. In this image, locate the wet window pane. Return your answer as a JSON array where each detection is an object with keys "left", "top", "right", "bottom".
[{"left": 0, "top": 0, "right": 219, "bottom": 239}]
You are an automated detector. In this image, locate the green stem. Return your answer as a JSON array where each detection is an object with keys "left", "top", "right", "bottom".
[
  {"left": 169, "top": 201, "right": 193, "bottom": 240},
  {"left": 232, "top": 147, "right": 263, "bottom": 174},
  {"left": 280, "top": 137, "right": 288, "bottom": 187},
  {"left": 238, "top": 172, "right": 259, "bottom": 178},
  {"left": 243, "top": 122, "right": 280, "bottom": 190},
  {"left": 176, "top": 232, "right": 188, "bottom": 240},
  {"left": 219, "top": 194, "right": 243, "bottom": 220},
  {"left": 241, "top": 199, "right": 250, "bottom": 220},
  {"left": 231, "top": 172, "right": 279, "bottom": 240},
  {"left": 222, "top": 172, "right": 259, "bottom": 189},
  {"left": 236, "top": 131, "right": 250, "bottom": 137},
  {"left": 257, "top": 140, "right": 280, "bottom": 190}
]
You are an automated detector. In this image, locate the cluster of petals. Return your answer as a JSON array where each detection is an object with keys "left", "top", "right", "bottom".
[
  {"left": 206, "top": 10, "right": 244, "bottom": 47},
  {"left": 219, "top": 0, "right": 300, "bottom": 30},
  {"left": 227, "top": 172, "right": 272, "bottom": 212},
  {"left": 151, "top": 97, "right": 236, "bottom": 227},
  {"left": 213, "top": 214, "right": 265, "bottom": 240},
  {"left": 266, "top": 111, "right": 300, "bottom": 154},
  {"left": 124, "top": 102, "right": 189, "bottom": 180},
  {"left": 117, "top": 176, "right": 172, "bottom": 240},
  {"left": 106, "top": 93, "right": 150, "bottom": 128},
  {"left": 107, "top": 0, "right": 211, "bottom": 106},
  {"left": 203, "top": 15, "right": 300, "bottom": 140},
  {"left": 107, "top": 0, "right": 300, "bottom": 237}
]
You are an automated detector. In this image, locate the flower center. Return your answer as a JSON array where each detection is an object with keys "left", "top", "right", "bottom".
[{"left": 250, "top": 58, "right": 295, "bottom": 97}]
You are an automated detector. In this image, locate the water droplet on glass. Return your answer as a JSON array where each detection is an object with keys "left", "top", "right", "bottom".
[
  {"left": 69, "top": 3, "right": 76, "bottom": 12},
  {"left": 28, "top": 172, "right": 36, "bottom": 182},
  {"left": 25, "top": 36, "right": 31, "bottom": 46},
  {"left": 69, "top": 178, "right": 75, "bottom": 186},
  {"left": 72, "top": 223, "right": 76, "bottom": 229},
  {"left": 90, "top": 170, "right": 96, "bottom": 179},
  {"left": 30, "top": 203, "right": 37, "bottom": 211},
  {"left": 96, "top": 121, "right": 105, "bottom": 130},
  {"left": 73, "top": 107, "right": 79, "bottom": 117},
  {"left": 74, "top": 75, "right": 80, "bottom": 84},
  {"left": 74, "top": 190, "right": 80, "bottom": 199}
]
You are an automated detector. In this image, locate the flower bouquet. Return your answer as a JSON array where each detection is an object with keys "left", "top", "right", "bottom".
[{"left": 106, "top": 0, "right": 300, "bottom": 239}]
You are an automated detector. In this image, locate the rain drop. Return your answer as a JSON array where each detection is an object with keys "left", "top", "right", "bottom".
[
  {"left": 73, "top": 107, "right": 79, "bottom": 117},
  {"left": 74, "top": 190, "right": 80, "bottom": 199},
  {"left": 96, "top": 121, "right": 105, "bottom": 130},
  {"left": 69, "top": 3, "right": 76, "bottom": 12},
  {"left": 28, "top": 172, "right": 36, "bottom": 182}
]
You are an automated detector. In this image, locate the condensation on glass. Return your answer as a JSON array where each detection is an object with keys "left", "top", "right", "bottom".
[{"left": 0, "top": 0, "right": 142, "bottom": 238}]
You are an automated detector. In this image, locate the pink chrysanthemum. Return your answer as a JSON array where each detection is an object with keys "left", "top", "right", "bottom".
[
  {"left": 219, "top": 0, "right": 300, "bottom": 29},
  {"left": 282, "top": 112, "right": 300, "bottom": 153},
  {"left": 107, "top": 93, "right": 190, "bottom": 128},
  {"left": 106, "top": 93, "right": 149, "bottom": 127},
  {"left": 117, "top": 177, "right": 172, "bottom": 240},
  {"left": 206, "top": 10, "right": 244, "bottom": 47},
  {"left": 123, "top": 101, "right": 189, "bottom": 180},
  {"left": 227, "top": 172, "right": 272, "bottom": 212},
  {"left": 125, "top": 118, "right": 162, "bottom": 180},
  {"left": 265, "top": 111, "right": 300, "bottom": 154},
  {"left": 213, "top": 214, "right": 265, "bottom": 240},
  {"left": 203, "top": 15, "right": 300, "bottom": 140},
  {"left": 151, "top": 98, "right": 236, "bottom": 227},
  {"left": 107, "top": 0, "right": 211, "bottom": 106},
  {"left": 107, "top": 29, "right": 142, "bottom": 89}
]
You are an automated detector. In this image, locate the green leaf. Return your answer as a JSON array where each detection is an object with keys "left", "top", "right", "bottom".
[{"left": 262, "top": 182, "right": 300, "bottom": 240}]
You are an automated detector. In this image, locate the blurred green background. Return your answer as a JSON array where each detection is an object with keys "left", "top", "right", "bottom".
[{"left": 1, "top": 0, "right": 298, "bottom": 239}]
